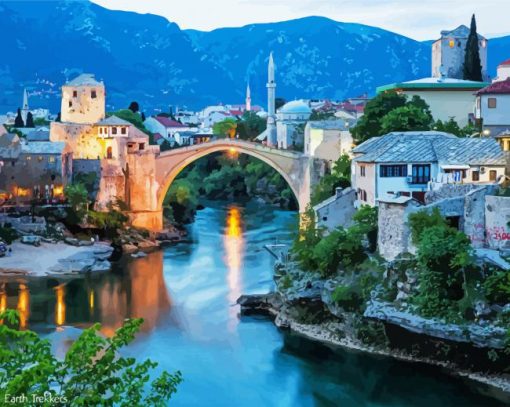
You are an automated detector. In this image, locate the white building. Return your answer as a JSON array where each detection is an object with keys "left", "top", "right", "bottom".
[
  {"left": 432, "top": 25, "right": 488, "bottom": 81},
  {"left": 376, "top": 77, "right": 488, "bottom": 127},
  {"left": 275, "top": 100, "right": 312, "bottom": 149},
  {"left": 493, "top": 59, "right": 510, "bottom": 82},
  {"left": 174, "top": 110, "right": 200, "bottom": 126},
  {"left": 352, "top": 131, "right": 506, "bottom": 207},
  {"left": 475, "top": 78, "right": 510, "bottom": 140},
  {"left": 304, "top": 120, "right": 354, "bottom": 164},
  {"left": 143, "top": 116, "right": 191, "bottom": 142}
]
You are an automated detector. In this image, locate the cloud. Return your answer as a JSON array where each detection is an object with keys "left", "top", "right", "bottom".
[{"left": 93, "top": 0, "right": 507, "bottom": 40}]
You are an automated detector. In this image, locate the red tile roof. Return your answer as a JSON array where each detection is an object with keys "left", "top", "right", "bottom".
[
  {"left": 499, "top": 59, "right": 510, "bottom": 67},
  {"left": 477, "top": 78, "right": 510, "bottom": 95},
  {"left": 154, "top": 116, "right": 186, "bottom": 128}
]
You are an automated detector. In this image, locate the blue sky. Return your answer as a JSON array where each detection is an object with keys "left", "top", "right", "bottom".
[{"left": 93, "top": 0, "right": 509, "bottom": 40}]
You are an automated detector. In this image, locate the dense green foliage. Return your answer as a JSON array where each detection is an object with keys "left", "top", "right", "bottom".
[
  {"left": 351, "top": 92, "right": 432, "bottom": 143},
  {"left": 164, "top": 179, "right": 200, "bottom": 224},
  {"left": 0, "top": 310, "right": 182, "bottom": 405},
  {"left": 237, "top": 111, "right": 266, "bottom": 140},
  {"left": 433, "top": 118, "right": 479, "bottom": 137},
  {"left": 64, "top": 183, "right": 89, "bottom": 222},
  {"left": 380, "top": 104, "right": 433, "bottom": 134},
  {"left": 408, "top": 209, "right": 474, "bottom": 318},
  {"left": 309, "top": 110, "right": 336, "bottom": 121},
  {"left": 0, "top": 224, "right": 19, "bottom": 244},
  {"left": 310, "top": 155, "right": 352, "bottom": 205},
  {"left": 352, "top": 205, "right": 378, "bottom": 252},
  {"left": 213, "top": 118, "right": 237, "bottom": 138},
  {"left": 483, "top": 271, "right": 510, "bottom": 304},
  {"left": 87, "top": 207, "right": 129, "bottom": 236},
  {"left": 463, "top": 14, "right": 483, "bottom": 81},
  {"left": 292, "top": 205, "right": 377, "bottom": 277}
]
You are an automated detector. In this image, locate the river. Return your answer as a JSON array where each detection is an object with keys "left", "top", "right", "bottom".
[{"left": 0, "top": 202, "right": 505, "bottom": 406}]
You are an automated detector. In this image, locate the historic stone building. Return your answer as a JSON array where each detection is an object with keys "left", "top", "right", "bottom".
[{"left": 431, "top": 25, "right": 488, "bottom": 81}]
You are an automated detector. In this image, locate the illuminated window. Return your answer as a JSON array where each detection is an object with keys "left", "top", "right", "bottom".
[
  {"left": 448, "top": 39, "right": 455, "bottom": 48},
  {"left": 488, "top": 98, "right": 497, "bottom": 109},
  {"left": 26, "top": 156, "right": 31, "bottom": 161},
  {"left": 507, "top": 141, "right": 510, "bottom": 151},
  {"left": 48, "top": 156, "right": 56, "bottom": 163},
  {"left": 38, "top": 156, "right": 43, "bottom": 162}
]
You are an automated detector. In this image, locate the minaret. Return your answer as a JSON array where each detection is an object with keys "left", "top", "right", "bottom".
[
  {"left": 21, "top": 88, "right": 29, "bottom": 123},
  {"left": 266, "top": 52, "right": 277, "bottom": 147},
  {"left": 245, "top": 83, "right": 252, "bottom": 112}
]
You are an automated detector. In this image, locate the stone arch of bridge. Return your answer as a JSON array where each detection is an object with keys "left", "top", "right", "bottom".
[{"left": 155, "top": 143, "right": 301, "bottom": 213}]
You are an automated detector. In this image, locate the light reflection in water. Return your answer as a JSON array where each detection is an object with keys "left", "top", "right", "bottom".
[
  {"left": 223, "top": 205, "right": 244, "bottom": 330},
  {"left": 17, "top": 284, "right": 29, "bottom": 329},
  {"left": 55, "top": 285, "right": 66, "bottom": 326}
]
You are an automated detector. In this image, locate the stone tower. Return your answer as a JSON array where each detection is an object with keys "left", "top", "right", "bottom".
[
  {"left": 61, "top": 73, "right": 105, "bottom": 124},
  {"left": 245, "top": 83, "right": 251, "bottom": 112},
  {"left": 266, "top": 52, "right": 277, "bottom": 147},
  {"left": 21, "top": 88, "right": 29, "bottom": 123},
  {"left": 431, "top": 25, "right": 488, "bottom": 80}
]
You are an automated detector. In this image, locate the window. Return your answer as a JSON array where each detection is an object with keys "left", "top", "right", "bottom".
[
  {"left": 69, "top": 101, "right": 73, "bottom": 108},
  {"left": 380, "top": 164, "right": 407, "bottom": 177},
  {"left": 91, "top": 90, "right": 97, "bottom": 99},
  {"left": 472, "top": 170, "right": 480, "bottom": 181},
  {"left": 139, "top": 143, "right": 145, "bottom": 151},
  {"left": 489, "top": 170, "right": 497, "bottom": 181},
  {"left": 488, "top": 98, "right": 497, "bottom": 109},
  {"left": 106, "top": 146, "right": 113, "bottom": 159},
  {"left": 360, "top": 165, "right": 366, "bottom": 177},
  {"left": 38, "top": 156, "right": 43, "bottom": 162},
  {"left": 99, "top": 127, "right": 103, "bottom": 135},
  {"left": 411, "top": 164, "right": 431, "bottom": 184},
  {"left": 121, "top": 127, "right": 127, "bottom": 135},
  {"left": 48, "top": 156, "right": 56, "bottom": 163},
  {"left": 73, "top": 90, "right": 77, "bottom": 98},
  {"left": 448, "top": 39, "right": 455, "bottom": 48},
  {"left": 112, "top": 127, "right": 117, "bottom": 135},
  {"left": 357, "top": 189, "right": 367, "bottom": 202},
  {"left": 26, "top": 156, "right": 31, "bottom": 161}
]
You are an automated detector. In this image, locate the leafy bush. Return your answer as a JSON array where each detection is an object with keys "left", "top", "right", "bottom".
[
  {"left": 0, "top": 225, "right": 19, "bottom": 244},
  {"left": 311, "top": 154, "right": 351, "bottom": 205},
  {"left": 292, "top": 206, "right": 323, "bottom": 271},
  {"left": 331, "top": 285, "right": 361, "bottom": 311},
  {"left": 87, "top": 209, "right": 128, "bottom": 236},
  {"left": 483, "top": 271, "right": 510, "bottom": 304},
  {"left": 352, "top": 205, "right": 378, "bottom": 252},
  {"left": 0, "top": 310, "right": 182, "bottom": 404},
  {"left": 64, "top": 183, "right": 89, "bottom": 223},
  {"left": 408, "top": 207, "right": 446, "bottom": 244}
]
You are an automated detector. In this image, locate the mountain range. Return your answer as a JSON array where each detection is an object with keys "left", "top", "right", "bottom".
[{"left": 0, "top": 0, "right": 508, "bottom": 115}]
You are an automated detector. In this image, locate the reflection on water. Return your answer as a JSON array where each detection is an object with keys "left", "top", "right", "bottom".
[
  {"left": 0, "top": 251, "right": 170, "bottom": 336},
  {"left": 224, "top": 205, "right": 244, "bottom": 331}
]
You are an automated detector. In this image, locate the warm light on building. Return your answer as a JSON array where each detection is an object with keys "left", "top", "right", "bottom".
[
  {"left": 15, "top": 187, "right": 31, "bottom": 197},
  {"left": 55, "top": 285, "right": 66, "bottom": 326},
  {"left": 53, "top": 185, "right": 64, "bottom": 197},
  {"left": 89, "top": 290, "right": 95, "bottom": 313}
]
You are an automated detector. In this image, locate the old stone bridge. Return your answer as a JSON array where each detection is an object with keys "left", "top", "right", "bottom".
[{"left": 127, "top": 139, "right": 325, "bottom": 231}]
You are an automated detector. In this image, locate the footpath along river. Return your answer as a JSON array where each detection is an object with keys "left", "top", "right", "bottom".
[{"left": 0, "top": 201, "right": 504, "bottom": 406}]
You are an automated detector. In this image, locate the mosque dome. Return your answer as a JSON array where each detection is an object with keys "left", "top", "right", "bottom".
[{"left": 279, "top": 100, "right": 312, "bottom": 115}]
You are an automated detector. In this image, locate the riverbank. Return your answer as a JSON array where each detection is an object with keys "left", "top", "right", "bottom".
[
  {"left": 0, "top": 241, "right": 114, "bottom": 277},
  {"left": 238, "top": 291, "right": 510, "bottom": 402}
]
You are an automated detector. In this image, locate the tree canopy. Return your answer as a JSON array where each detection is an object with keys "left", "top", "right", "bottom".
[
  {"left": 351, "top": 92, "right": 433, "bottom": 143},
  {"left": 14, "top": 108, "right": 24, "bottom": 128},
  {"left": 25, "top": 112, "right": 34, "bottom": 128},
  {"left": 213, "top": 118, "right": 237, "bottom": 138}
]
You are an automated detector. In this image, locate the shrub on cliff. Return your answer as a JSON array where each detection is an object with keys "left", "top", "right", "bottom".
[
  {"left": 483, "top": 271, "right": 510, "bottom": 304},
  {"left": 352, "top": 205, "right": 378, "bottom": 252},
  {"left": 0, "top": 310, "right": 182, "bottom": 404},
  {"left": 0, "top": 224, "right": 19, "bottom": 244},
  {"left": 311, "top": 154, "right": 351, "bottom": 206}
]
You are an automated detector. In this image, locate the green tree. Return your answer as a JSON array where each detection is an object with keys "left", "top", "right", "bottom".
[
  {"left": 128, "top": 101, "right": 140, "bottom": 113},
  {"left": 309, "top": 110, "right": 336, "bottom": 121},
  {"left": 109, "top": 109, "right": 150, "bottom": 135},
  {"left": 160, "top": 139, "right": 172, "bottom": 152},
  {"left": 434, "top": 118, "right": 478, "bottom": 137},
  {"left": 352, "top": 205, "right": 378, "bottom": 252},
  {"left": 0, "top": 310, "right": 181, "bottom": 405},
  {"left": 380, "top": 104, "right": 433, "bottom": 134},
  {"left": 237, "top": 111, "right": 266, "bottom": 140},
  {"left": 164, "top": 179, "right": 199, "bottom": 224},
  {"left": 292, "top": 206, "right": 323, "bottom": 271},
  {"left": 64, "top": 183, "right": 89, "bottom": 222},
  {"left": 213, "top": 118, "right": 237, "bottom": 138},
  {"left": 14, "top": 108, "right": 24, "bottom": 128},
  {"left": 311, "top": 154, "right": 352, "bottom": 205},
  {"left": 350, "top": 91, "right": 407, "bottom": 143},
  {"left": 25, "top": 112, "right": 34, "bottom": 128},
  {"left": 463, "top": 14, "right": 483, "bottom": 82}
]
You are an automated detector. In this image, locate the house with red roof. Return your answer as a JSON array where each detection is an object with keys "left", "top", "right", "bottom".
[
  {"left": 475, "top": 78, "right": 510, "bottom": 148},
  {"left": 143, "top": 115, "right": 192, "bottom": 142}
]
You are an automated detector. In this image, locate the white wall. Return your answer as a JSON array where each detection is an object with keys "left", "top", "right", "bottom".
[
  {"left": 403, "top": 89, "right": 476, "bottom": 127},
  {"left": 477, "top": 94, "right": 510, "bottom": 126}
]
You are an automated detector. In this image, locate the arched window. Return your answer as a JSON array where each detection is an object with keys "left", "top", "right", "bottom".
[{"left": 106, "top": 146, "right": 113, "bottom": 159}]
